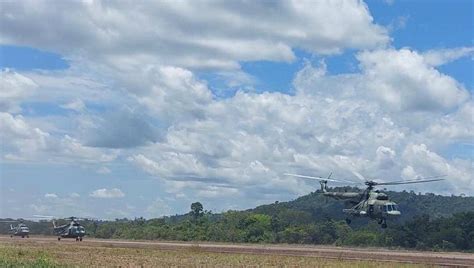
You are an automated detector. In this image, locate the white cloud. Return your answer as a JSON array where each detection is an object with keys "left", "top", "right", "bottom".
[
  {"left": 197, "top": 186, "right": 240, "bottom": 199},
  {"left": 60, "top": 99, "right": 85, "bottom": 112},
  {"left": 425, "top": 101, "right": 474, "bottom": 143},
  {"left": 97, "top": 166, "right": 111, "bottom": 174},
  {"left": 44, "top": 193, "right": 58, "bottom": 199},
  {"left": 0, "top": 112, "right": 118, "bottom": 163},
  {"left": 0, "top": 70, "right": 38, "bottom": 112},
  {"left": 145, "top": 198, "right": 172, "bottom": 218},
  {"left": 423, "top": 47, "right": 474, "bottom": 66},
  {"left": 1, "top": 0, "right": 472, "bottom": 215},
  {"left": 357, "top": 48, "right": 469, "bottom": 112},
  {"left": 375, "top": 146, "right": 397, "bottom": 170},
  {"left": 90, "top": 188, "right": 125, "bottom": 199},
  {"left": 0, "top": 112, "right": 49, "bottom": 159},
  {"left": 69, "top": 192, "right": 81, "bottom": 198},
  {"left": 0, "top": 0, "right": 388, "bottom": 70},
  {"left": 84, "top": 108, "right": 160, "bottom": 148},
  {"left": 401, "top": 144, "right": 473, "bottom": 193},
  {"left": 30, "top": 204, "right": 48, "bottom": 214},
  {"left": 123, "top": 46, "right": 472, "bottom": 197}
]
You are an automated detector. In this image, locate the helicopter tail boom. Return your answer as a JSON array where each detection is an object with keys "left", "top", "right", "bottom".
[{"left": 324, "top": 191, "right": 361, "bottom": 200}]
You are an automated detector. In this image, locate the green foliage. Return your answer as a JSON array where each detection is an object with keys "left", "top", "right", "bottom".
[{"left": 1, "top": 192, "right": 473, "bottom": 251}]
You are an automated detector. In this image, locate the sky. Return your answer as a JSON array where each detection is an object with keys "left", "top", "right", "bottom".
[{"left": 0, "top": 0, "right": 473, "bottom": 220}]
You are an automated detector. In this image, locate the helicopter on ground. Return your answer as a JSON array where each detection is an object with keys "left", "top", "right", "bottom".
[
  {"left": 285, "top": 173, "right": 445, "bottom": 228},
  {"left": 1, "top": 220, "right": 30, "bottom": 238},
  {"left": 53, "top": 217, "right": 86, "bottom": 241}
]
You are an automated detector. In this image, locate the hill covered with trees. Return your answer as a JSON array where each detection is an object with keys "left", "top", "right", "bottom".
[
  {"left": 1, "top": 190, "right": 473, "bottom": 251},
  {"left": 250, "top": 187, "right": 474, "bottom": 225}
]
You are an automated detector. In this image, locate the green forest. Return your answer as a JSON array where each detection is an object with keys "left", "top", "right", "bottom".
[{"left": 2, "top": 189, "right": 473, "bottom": 251}]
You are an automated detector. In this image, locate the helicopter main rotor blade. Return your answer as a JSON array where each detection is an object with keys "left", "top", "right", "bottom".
[
  {"left": 375, "top": 175, "right": 446, "bottom": 186},
  {"left": 32, "top": 215, "right": 55, "bottom": 219},
  {"left": 284, "top": 173, "right": 356, "bottom": 184},
  {"left": 351, "top": 171, "right": 368, "bottom": 182}
]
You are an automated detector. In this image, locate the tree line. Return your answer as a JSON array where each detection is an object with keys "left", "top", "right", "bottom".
[{"left": 1, "top": 190, "right": 473, "bottom": 251}]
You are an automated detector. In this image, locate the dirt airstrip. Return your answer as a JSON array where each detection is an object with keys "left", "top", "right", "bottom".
[{"left": 1, "top": 236, "right": 473, "bottom": 267}]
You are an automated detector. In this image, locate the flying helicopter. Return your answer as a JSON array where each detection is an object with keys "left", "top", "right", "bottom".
[
  {"left": 0, "top": 220, "right": 30, "bottom": 238},
  {"left": 53, "top": 217, "right": 86, "bottom": 241},
  {"left": 285, "top": 173, "right": 445, "bottom": 228}
]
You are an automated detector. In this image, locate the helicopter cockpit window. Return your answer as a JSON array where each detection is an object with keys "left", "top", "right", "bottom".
[{"left": 385, "top": 204, "right": 399, "bottom": 212}]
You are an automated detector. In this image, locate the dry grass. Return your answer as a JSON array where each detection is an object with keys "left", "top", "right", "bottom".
[{"left": 0, "top": 240, "right": 429, "bottom": 267}]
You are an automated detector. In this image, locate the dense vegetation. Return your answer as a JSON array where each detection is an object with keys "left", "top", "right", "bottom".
[{"left": 2, "top": 190, "right": 473, "bottom": 251}]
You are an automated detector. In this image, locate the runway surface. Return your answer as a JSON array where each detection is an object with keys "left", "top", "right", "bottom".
[{"left": 1, "top": 236, "right": 473, "bottom": 266}]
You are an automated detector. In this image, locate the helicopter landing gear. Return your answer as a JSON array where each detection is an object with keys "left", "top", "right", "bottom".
[
  {"left": 380, "top": 218, "right": 387, "bottom": 229},
  {"left": 76, "top": 237, "right": 79, "bottom": 241},
  {"left": 10, "top": 235, "right": 13, "bottom": 238},
  {"left": 57, "top": 237, "right": 61, "bottom": 241},
  {"left": 79, "top": 237, "right": 83, "bottom": 242},
  {"left": 21, "top": 236, "right": 25, "bottom": 238},
  {"left": 26, "top": 235, "right": 29, "bottom": 238},
  {"left": 345, "top": 218, "right": 352, "bottom": 225}
]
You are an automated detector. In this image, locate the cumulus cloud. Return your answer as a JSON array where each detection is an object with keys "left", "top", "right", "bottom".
[
  {"left": 44, "top": 193, "right": 58, "bottom": 199},
  {"left": 130, "top": 66, "right": 213, "bottom": 121},
  {"left": 0, "top": 0, "right": 388, "bottom": 70},
  {"left": 1, "top": 0, "right": 472, "bottom": 215},
  {"left": 123, "top": 46, "right": 472, "bottom": 196},
  {"left": 0, "top": 70, "right": 37, "bottom": 112},
  {"left": 401, "top": 144, "right": 473, "bottom": 192},
  {"left": 357, "top": 48, "right": 469, "bottom": 112},
  {"left": 425, "top": 101, "right": 474, "bottom": 143},
  {"left": 84, "top": 108, "right": 160, "bottom": 148},
  {"left": 0, "top": 112, "right": 118, "bottom": 162},
  {"left": 375, "top": 146, "right": 397, "bottom": 170},
  {"left": 0, "top": 112, "right": 49, "bottom": 159},
  {"left": 90, "top": 188, "right": 125, "bottom": 199}
]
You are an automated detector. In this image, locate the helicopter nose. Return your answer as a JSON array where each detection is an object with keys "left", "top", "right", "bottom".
[{"left": 387, "top": 211, "right": 401, "bottom": 216}]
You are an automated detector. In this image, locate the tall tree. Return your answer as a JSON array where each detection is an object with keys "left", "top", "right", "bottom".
[{"left": 190, "top": 202, "right": 204, "bottom": 221}]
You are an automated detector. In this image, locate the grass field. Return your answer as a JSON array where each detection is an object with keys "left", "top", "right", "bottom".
[{"left": 0, "top": 241, "right": 428, "bottom": 267}]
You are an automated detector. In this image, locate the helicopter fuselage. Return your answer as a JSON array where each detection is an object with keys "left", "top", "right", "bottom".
[
  {"left": 10, "top": 224, "right": 30, "bottom": 238},
  {"left": 341, "top": 190, "right": 401, "bottom": 228},
  {"left": 54, "top": 221, "right": 86, "bottom": 240},
  {"left": 287, "top": 172, "right": 444, "bottom": 228},
  {"left": 320, "top": 181, "right": 400, "bottom": 227}
]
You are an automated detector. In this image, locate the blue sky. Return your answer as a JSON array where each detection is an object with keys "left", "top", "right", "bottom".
[
  {"left": 0, "top": 0, "right": 472, "bottom": 219},
  {"left": 1, "top": 1, "right": 472, "bottom": 93}
]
